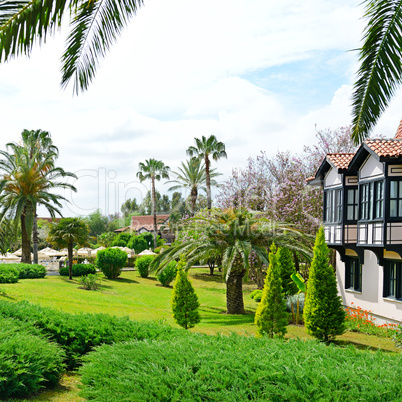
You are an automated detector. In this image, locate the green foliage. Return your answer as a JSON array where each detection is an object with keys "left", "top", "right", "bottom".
[
  {"left": 394, "top": 325, "right": 402, "bottom": 349},
  {"left": 254, "top": 244, "right": 288, "bottom": 338},
  {"left": 277, "top": 247, "right": 298, "bottom": 296},
  {"left": 0, "top": 317, "right": 65, "bottom": 398},
  {"left": 59, "top": 263, "right": 96, "bottom": 277},
  {"left": 97, "top": 231, "right": 116, "bottom": 247},
  {"left": 250, "top": 289, "right": 263, "bottom": 302},
  {"left": 291, "top": 272, "right": 306, "bottom": 293},
  {"left": 0, "top": 265, "right": 19, "bottom": 283},
  {"left": 154, "top": 245, "right": 170, "bottom": 254},
  {"left": 86, "top": 209, "right": 108, "bottom": 238},
  {"left": 171, "top": 258, "right": 200, "bottom": 329},
  {"left": 157, "top": 260, "right": 177, "bottom": 287},
  {"left": 112, "top": 232, "right": 132, "bottom": 247},
  {"left": 135, "top": 255, "right": 155, "bottom": 278},
  {"left": 79, "top": 274, "right": 102, "bottom": 290},
  {"left": 96, "top": 247, "right": 127, "bottom": 279},
  {"left": 79, "top": 333, "right": 402, "bottom": 401},
  {"left": 14, "top": 263, "right": 47, "bottom": 279},
  {"left": 141, "top": 232, "right": 154, "bottom": 247},
  {"left": 304, "top": 227, "right": 346, "bottom": 342},
  {"left": 127, "top": 235, "right": 147, "bottom": 254},
  {"left": 0, "top": 300, "right": 181, "bottom": 370}
]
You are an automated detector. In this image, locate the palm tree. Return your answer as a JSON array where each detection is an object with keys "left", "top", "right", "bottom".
[
  {"left": 351, "top": 0, "right": 402, "bottom": 144},
  {"left": 0, "top": 144, "right": 77, "bottom": 263},
  {"left": 8, "top": 129, "right": 59, "bottom": 263},
  {"left": 151, "top": 208, "right": 311, "bottom": 314},
  {"left": 166, "top": 158, "right": 221, "bottom": 216},
  {"left": 136, "top": 158, "right": 170, "bottom": 248},
  {"left": 187, "top": 135, "right": 227, "bottom": 210},
  {"left": 0, "top": 1, "right": 142, "bottom": 94},
  {"left": 48, "top": 218, "right": 90, "bottom": 280}
]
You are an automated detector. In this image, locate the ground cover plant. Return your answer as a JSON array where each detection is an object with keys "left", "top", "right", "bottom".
[
  {"left": 79, "top": 274, "right": 101, "bottom": 290},
  {"left": 79, "top": 333, "right": 402, "bottom": 401},
  {"left": 59, "top": 263, "right": 96, "bottom": 277},
  {"left": 0, "top": 317, "right": 65, "bottom": 398}
]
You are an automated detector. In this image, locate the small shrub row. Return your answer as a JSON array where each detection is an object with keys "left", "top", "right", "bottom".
[
  {"left": 0, "top": 317, "right": 65, "bottom": 398},
  {"left": 59, "top": 263, "right": 97, "bottom": 277},
  {"left": 0, "top": 300, "right": 182, "bottom": 369},
  {"left": 79, "top": 334, "right": 402, "bottom": 401},
  {"left": 16, "top": 263, "right": 47, "bottom": 279},
  {"left": 136, "top": 255, "right": 155, "bottom": 278}
]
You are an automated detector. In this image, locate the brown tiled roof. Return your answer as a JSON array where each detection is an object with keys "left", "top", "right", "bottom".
[
  {"left": 130, "top": 215, "right": 169, "bottom": 232},
  {"left": 395, "top": 120, "right": 402, "bottom": 139},
  {"left": 365, "top": 139, "right": 402, "bottom": 158},
  {"left": 326, "top": 153, "right": 355, "bottom": 170}
]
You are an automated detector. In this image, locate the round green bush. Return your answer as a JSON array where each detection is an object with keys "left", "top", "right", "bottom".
[
  {"left": 59, "top": 263, "right": 96, "bottom": 277},
  {"left": 135, "top": 255, "right": 155, "bottom": 278},
  {"left": 0, "top": 317, "right": 65, "bottom": 398},
  {"left": 0, "top": 266, "right": 19, "bottom": 283},
  {"left": 96, "top": 248, "right": 127, "bottom": 279},
  {"left": 157, "top": 261, "right": 177, "bottom": 286},
  {"left": 250, "top": 289, "right": 263, "bottom": 302},
  {"left": 16, "top": 263, "right": 47, "bottom": 279}
]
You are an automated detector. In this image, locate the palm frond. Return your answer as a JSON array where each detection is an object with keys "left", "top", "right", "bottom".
[{"left": 351, "top": 0, "right": 402, "bottom": 144}]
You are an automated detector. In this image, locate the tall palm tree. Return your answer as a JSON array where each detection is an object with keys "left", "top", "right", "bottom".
[
  {"left": 136, "top": 158, "right": 170, "bottom": 248},
  {"left": 187, "top": 135, "right": 227, "bottom": 210},
  {"left": 48, "top": 218, "right": 90, "bottom": 280},
  {"left": 0, "top": 1, "right": 143, "bottom": 94},
  {"left": 166, "top": 158, "right": 221, "bottom": 216},
  {"left": 351, "top": 0, "right": 402, "bottom": 144},
  {"left": 8, "top": 129, "right": 59, "bottom": 263},
  {"left": 0, "top": 145, "right": 77, "bottom": 263},
  {"left": 151, "top": 208, "right": 311, "bottom": 314}
]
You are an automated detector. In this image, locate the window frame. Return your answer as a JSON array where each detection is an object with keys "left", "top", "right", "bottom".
[
  {"left": 359, "top": 180, "right": 384, "bottom": 221},
  {"left": 383, "top": 261, "right": 402, "bottom": 300},
  {"left": 389, "top": 179, "right": 402, "bottom": 219},
  {"left": 345, "top": 257, "right": 362, "bottom": 292},
  {"left": 324, "top": 188, "right": 342, "bottom": 224},
  {"left": 346, "top": 187, "right": 358, "bottom": 222}
]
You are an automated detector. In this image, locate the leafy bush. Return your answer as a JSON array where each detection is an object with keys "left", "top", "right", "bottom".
[
  {"left": 0, "top": 300, "right": 181, "bottom": 369},
  {"left": 79, "top": 274, "right": 102, "bottom": 290},
  {"left": 79, "top": 334, "right": 402, "bottom": 401},
  {"left": 96, "top": 248, "right": 127, "bottom": 279},
  {"left": 154, "top": 245, "right": 171, "bottom": 254},
  {"left": 111, "top": 233, "right": 132, "bottom": 247},
  {"left": 135, "top": 255, "right": 155, "bottom": 278},
  {"left": 0, "top": 317, "right": 65, "bottom": 398},
  {"left": 59, "top": 263, "right": 96, "bottom": 277},
  {"left": 127, "top": 235, "right": 147, "bottom": 254},
  {"left": 250, "top": 289, "right": 263, "bottom": 302},
  {"left": 17, "top": 263, "right": 47, "bottom": 279},
  {"left": 0, "top": 266, "right": 19, "bottom": 283},
  {"left": 157, "top": 261, "right": 177, "bottom": 286}
]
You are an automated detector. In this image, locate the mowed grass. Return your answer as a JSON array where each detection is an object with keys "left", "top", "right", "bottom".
[{"left": 0, "top": 266, "right": 398, "bottom": 352}]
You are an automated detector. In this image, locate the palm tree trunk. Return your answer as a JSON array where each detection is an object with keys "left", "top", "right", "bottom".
[
  {"left": 68, "top": 242, "right": 73, "bottom": 280},
  {"left": 33, "top": 213, "right": 38, "bottom": 264},
  {"left": 226, "top": 270, "right": 246, "bottom": 314},
  {"left": 151, "top": 176, "right": 157, "bottom": 249},
  {"left": 20, "top": 212, "right": 31, "bottom": 264},
  {"left": 190, "top": 187, "right": 198, "bottom": 216},
  {"left": 205, "top": 156, "right": 211, "bottom": 210}
]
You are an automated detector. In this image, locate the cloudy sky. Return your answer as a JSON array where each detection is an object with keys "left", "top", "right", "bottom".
[{"left": 1, "top": 0, "right": 402, "bottom": 218}]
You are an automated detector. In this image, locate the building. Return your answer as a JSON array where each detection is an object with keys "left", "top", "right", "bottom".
[{"left": 310, "top": 121, "right": 402, "bottom": 323}]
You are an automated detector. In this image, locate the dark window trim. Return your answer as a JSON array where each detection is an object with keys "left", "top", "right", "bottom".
[
  {"left": 345, "top": 257, "right": 362, "bottom": 292},
  {"left": 383, "top": 260, "right": 402, "bottom": 300}
]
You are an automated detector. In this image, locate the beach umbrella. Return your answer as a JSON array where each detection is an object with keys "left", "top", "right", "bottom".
[{"left": 138, "top": 249, "right": 156, "bottom": 256}]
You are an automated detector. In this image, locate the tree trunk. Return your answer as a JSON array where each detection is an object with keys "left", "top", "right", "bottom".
[
  {"left": 208, "top": 259, "right": 215, "bottom": 276},
  {"left": 68, "top": 242, "right": 73, "bottom": 280},
  {"left": 205, "top": 156, "right": 211, "bottom": 210},
  {"left": 33, "top": 213, "right": 38, "bottom": 264},
  {"left": 21, "top": 212, "right": 31, "bottom": 264},
  {"left": 226, "top": 270, "right": 246, "bottom": 314},
  {"left": 151, "top": 176, "right": 157, "bottom": 249},
  {"left": 190, "top": 186, "right": 197, "bottom": 216}
]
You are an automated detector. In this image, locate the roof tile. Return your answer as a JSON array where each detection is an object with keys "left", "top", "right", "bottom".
[
  {"left": 365, "top": 139, "right": 402, "bottom": 158},
  {"left": 326, "top": 153, "right": 355, "bottom": 170}
]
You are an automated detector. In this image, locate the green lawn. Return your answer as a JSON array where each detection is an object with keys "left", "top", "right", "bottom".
[{"left": 1, "top": 266, "right": 399, "bottom": 401}]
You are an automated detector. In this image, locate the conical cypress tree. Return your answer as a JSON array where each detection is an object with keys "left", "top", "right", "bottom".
[
  {"left": 277, "top": 247, "right": 298, "bottom": 296},
  {"left": 304, "top": 227, "right": 345, "bottom": 342},
  {"left": 171, "top": 257, "right": 201, "bottom": 330},
  {"left": 254, "top": 244, "right": 288, "bottom": 338}
]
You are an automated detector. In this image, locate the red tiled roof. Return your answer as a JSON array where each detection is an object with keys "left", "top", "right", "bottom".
[
  {"left": 395, "top": 120, "right": 402, "bottom": 139},
  {"left": 130, "top": 215, "right": 169, "bottom": 232},
  {"left": 326, "top": 153, "right": 355, "bottom": 170},
  {"left": 365, "top": 139, "right": 402, "bottom": 158}
]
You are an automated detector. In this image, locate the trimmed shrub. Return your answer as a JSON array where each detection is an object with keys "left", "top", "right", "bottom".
[
  {"left": 0, "top": 317, "right": 65, "bottom": 398},
  {"left": 127, "top": 235, "right": 147, "bottom": 254},
  {"left": 157, "top": 261, "right": 177, "bottom": 286},
  {"left": 0, "top": 266, "right": 19, "bottom": 283},
  {"left": 79, "top": 334, "right": 402, "bottom": 401},
  {"left": 0, "top": 300, "right": 181, "bottom": 369},
  {"left": 277, "top": 247, "right": 298, "bottom": 296},
  {"left": 250, "top": 289, "right": 263, "bottom": 302},
  {"left": 14, "top": 263, "right": 47, "bottom": 279},
  {"left": 111, "top": 233, "right": 132, "bottom": 247},
  {"left": 79, "top": 274, "right": 102, "bottom": 290},
  {"left": 59, "top": 263, "right": 96, "bottom": 277},
  {"left": 135, "top": 255, "right": 155, "bottom": 278},
  {"left": 96, "top": 248, "right": 127, "bottom": 279}
]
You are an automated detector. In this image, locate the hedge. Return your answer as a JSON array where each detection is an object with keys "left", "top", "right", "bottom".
[{"left": 59, "top": 263, "right": 97, "bottom": 277}]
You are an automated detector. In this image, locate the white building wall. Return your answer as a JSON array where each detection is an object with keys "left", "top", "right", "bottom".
[
  {"left": 336, "top": 250, "right": 402, "bottom": 324},
  {"left": 359, "top": 155, "right": 384, "bottom": 179},
  {"left": 324, "top": 167, "right": 342, "bottom": 189}
]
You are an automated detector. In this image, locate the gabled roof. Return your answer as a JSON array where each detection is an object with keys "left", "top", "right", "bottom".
[
  {"left": 326, "top": 153, "right": 355, "bottom": 170},
  {"left": 365, "top": 139, "right": 402, "bottom": 158},
  {"left": 130, "top": 215, "right": 169, "bottom": 232}
]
